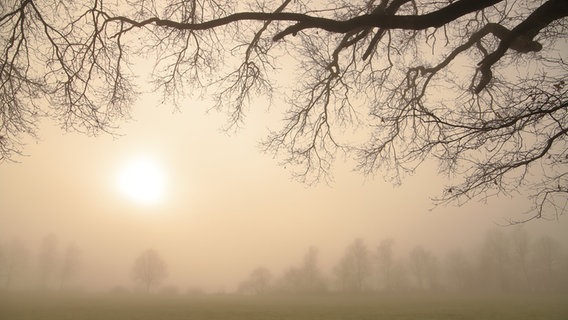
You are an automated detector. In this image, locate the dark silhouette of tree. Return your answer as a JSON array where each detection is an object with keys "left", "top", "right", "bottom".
[
  {"left": 2, "top": 0, "right": 567, "bottom": 220},
  {"left": 131, "top": 248, "right": 167, "bottom": 292}
]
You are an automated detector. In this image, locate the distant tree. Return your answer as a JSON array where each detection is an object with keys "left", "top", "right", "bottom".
[
  {"left": 445, "top": 249, "right": 472, "bottom": 292},
  {"left": 58, "top": 242, "right": 81, "bottom": 290},
  {"left": 1, "top": 241, "right": 8, "bottom": 288},
  {"left": 408, "top": 245, "right": 438, "bottom": 290},
  {"left": 510, "top": 227, "right": 532, "bottom": 290},
  {"left": 278, "top": 246, "right": 327, "bottom": 293},
  {"left": 277, "top": 267, "right": 301, "bottom": 293},
  {"left": 0, "top": 242, "right": 3, "bottom": 285},
  {"left": 334, "top": 238, "right": 371, "bottom": 292},
  {"left": 532, "top": 235, "right": 563, "bottom": 291},
  {"left": 132, "top": 248, "right": 167, "bottom": 292},
  {"left": 390, "top": 259, "right": 409, "bottom": 291},
  {"left": 375, "top": 238, "right": 395, "bottom": 291},
  {"left": 479, "top": 228, "right": 512, "bottom": 291},
  {"left": 37, "top": 234, "right": 58, "bottom": 289},
  {"left": 0, "top": 239, "right": 29, "bottom": 289},
  {"left": 238, "top": 266, "right": 272, "bottom": 295},
  {"left": 299, "top": 246, "right": 327, "bottom": 293},
  {"left": 1, "top": 1, "right": 567, "bottom": 221}
]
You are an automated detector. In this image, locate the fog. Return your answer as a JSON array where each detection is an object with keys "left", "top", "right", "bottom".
[{"left": 1, "top": 97, "right": 568, "bottom": 295}]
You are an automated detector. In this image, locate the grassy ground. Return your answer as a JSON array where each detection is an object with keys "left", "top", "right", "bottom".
[{"left": 1, "top": 292, "right": 567, "bottom": 320}]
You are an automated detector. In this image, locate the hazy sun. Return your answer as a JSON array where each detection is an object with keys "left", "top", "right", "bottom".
[{"left": 116, "top": 156, "right": 167, "bottom": 206}]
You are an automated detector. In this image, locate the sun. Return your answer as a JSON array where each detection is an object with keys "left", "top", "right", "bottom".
[{"left": 116, "top": 156, "right": 167, "bottom": 206}]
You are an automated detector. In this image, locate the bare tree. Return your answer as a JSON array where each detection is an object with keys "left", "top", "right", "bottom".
[
  {"left": 375, "top": 238, "right": 395, "bottom": 291},
  {"left": 299, "top": 246, "right": 327, "bottom": 293},
  {"left": 132, "top": 248, "right": 167, "bottom": 292},
  {"left": 37, "top": 233, "right": 58, "bottom": 289},
  {"left": 408, "top": 245, "right": 438, "bottom": 290},
  {"left": 238, "top": 266, "right": 272, "bottom": 295},
  {"left": 0, "top": 238, "right": 29, "bottom": 289},
  {"left": 0, "top": 242, "right": 3, "bottom": 286},
  {"left": 334, "top": 238, "right": 371, "bottom": 292},
  {"left": 277, "top": 246, "right": 327, "bottom": 293},
  {"left": 510, "top": 226, "right": 532, "bottom": 290},
  {"left": 532, "top": 235, "right": 563, "bottom": 291},
  {"left": 445, "top": 249, "right": 472, "bottom": 292},
  {"left": 58, "top": 242, "right": 81, "bottom": 290},
  {"left": 2, "top": 1, "right": 567, "bottom": 221},
  {"left": 479, "top": 228, "right": 512, "bottom": 291}
]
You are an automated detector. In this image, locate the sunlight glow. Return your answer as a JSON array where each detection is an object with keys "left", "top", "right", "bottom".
[{"left": 117, "top": 156, "right": 167, "bottom": 206}]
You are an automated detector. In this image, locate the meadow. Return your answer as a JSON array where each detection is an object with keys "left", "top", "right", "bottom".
[{"left": 1, "top": 292, "right": 567, "bottom": 320}]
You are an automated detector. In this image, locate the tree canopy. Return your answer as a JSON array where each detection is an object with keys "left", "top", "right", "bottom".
[{"left": 1, "top": 0, "right": 567, "bottom": 222}]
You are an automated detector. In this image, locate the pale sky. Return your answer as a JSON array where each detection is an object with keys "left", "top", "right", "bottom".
[{"left": 1, "top": 79, "right": 567, "bottom": 292}]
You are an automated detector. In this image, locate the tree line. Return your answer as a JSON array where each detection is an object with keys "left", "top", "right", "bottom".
[
  {"left": 1, "top": 227, "right": 566, "bottom": 294},
  {"left": 239, "top": 228, "right": 567, "bottom": 295},
  {"left": 0, "top": 234, "right": 81, "bottom": 291},
  {"left": 0, "top": 234, "right": 167, "bottom": 292}
]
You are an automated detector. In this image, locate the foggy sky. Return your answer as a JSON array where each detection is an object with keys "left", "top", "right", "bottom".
[{"left": 1, "top": 89, "right": 567, "bottom": 292}]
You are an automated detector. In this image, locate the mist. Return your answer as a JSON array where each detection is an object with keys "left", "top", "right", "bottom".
[
  {"left": 1, "top": 92, "right": 567, "bottom": 297},
  {"left": 2, "top": 229, "right": 568, "bottom": 295},
  {"left": 1, "top": 97, "right": 568, "bottom": 320}
]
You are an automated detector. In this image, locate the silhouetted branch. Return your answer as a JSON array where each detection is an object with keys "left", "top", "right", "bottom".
[{"left": 1, "top": 0, "right": 567, "bottom": 221}]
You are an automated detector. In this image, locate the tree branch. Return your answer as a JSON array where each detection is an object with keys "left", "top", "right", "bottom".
[{"left": 476, "top": 0, "right": 568, "bottom": 93}]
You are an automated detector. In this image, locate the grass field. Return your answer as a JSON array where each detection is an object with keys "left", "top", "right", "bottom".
[{"left": 1, "top": 292, "right": 567, "bottom": 319}]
